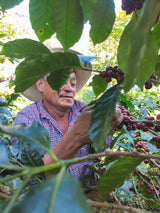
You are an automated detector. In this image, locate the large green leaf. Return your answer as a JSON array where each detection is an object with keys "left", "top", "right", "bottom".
[
  {"left": 136, "top": 32, "right": 158, "bottom": 90},
  {"left": 89, "top": 0, "right": 115, "bottom": 45},
  {"left": 47, "top": 68, "right": 73, "bottom": 93},
  {"left": 117, "top": 14, "right": 137, "bottom": 73},
  {"left": 152, "top": 19, "right": 160, "bottom": 48},
  {"left": 89, "top": 84, "right": 121, "bottom": 152},
  {"left": 89, "top": 74, "right": 107, "bottom": 97},
  {"left": 29, "top": 0, "right": 55, "bottom": 42},
  {"left": 0, "top": 122, "right": 51, "bottom": 154},
  {"left": 13, "top": 172, "right": 93, "bottom": 213},
  {"left": 79, "top": 0, "right": 97, "bottom": 23},
  {"left": 0, "top": 0, "right": 23, "bottom": 11},
  {"left": 52, "top": 0, "right": 83, "bottom": 51},
  {"left": 21, "top": 145, "right": 44, "bottom": 167},
  {"left": 97, "top": 156, "right": 143, "bottom": 196},
  {"left": 124, "top": 0, "right": 160, "bottom": 92},
  {"left": 0, "top": 39, "right": 50, "bottom": 59},
  {"left": 14, "top": 52, "right": 81, "bottom": 93},
  {"left": 155, "top": 55, "right": 160, "bottom": 79},
  {"left": 0, "top": 144, "right": 9, "bottom": 164}
]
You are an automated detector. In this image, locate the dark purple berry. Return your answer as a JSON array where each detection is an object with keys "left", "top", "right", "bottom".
[
  {"left": 100, "top": 71, "right": 107, "bottom": 78},
  {"left": 145, "top": 80, "right": 153, "bottom": 89}
]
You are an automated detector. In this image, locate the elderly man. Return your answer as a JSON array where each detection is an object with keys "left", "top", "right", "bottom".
[{"left": 11, "top": 48, "right": 123, "bottom": 179}]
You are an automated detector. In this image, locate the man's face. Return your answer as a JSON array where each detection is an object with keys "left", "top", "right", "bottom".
[{"left": 40, "top": 72, "right": 77, "bottom": 110}]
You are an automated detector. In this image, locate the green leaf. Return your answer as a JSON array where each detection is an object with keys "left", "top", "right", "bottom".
[
  {"left": 29, "top": 0, "right": 55, "bottom": 42},
  {"left": 136, "top": 32, "right": 158, "bottom": 90},
  {"left": 0, "top": 39, "right": 50, "bottom": 59},
  {"left": 0, "top": 0, "right": 23, "bottom": 11},
  {"left": 124, "top": 0, "right": 160, "bottom": 92},
  {"left": 13, "top": 172, "right": 93, "bottom": 213},
  {"left": 47, "top": 68, "right": 73, "bottom": 93},
  {"left": 79, "top": 0, "right": 97, "bottom": 23},
  {"left": 97, "top": 156, "right": 143, "bottom": 196},
  {"left": 117, "top": 13, "right": 137, "bottom": 73},
  {"left": 0, "top": 144, "right": 9, "bottom": 164},
  {"left": 89, "top": 84, "right": 121, "bottom": 152},
  {"left": 0, "top": 33, "right": 7, "bottom": 38},
  {"left": 0, "top": 107, "right": 12, "bottom": 118},
  {"left": 0, "top": 122, "right": 51, "bottom": 153},
  {"left": 155, "top": 55, "right": 160, "bottom": 79},
  {"left": 90, "top": 0, "right": 115, "bottom": 45},
  {"left": 152, "top": 19, "right": 160, "bottom": 48},
  {"left": 14, "top": 52, "right": 81, "bottom": 93},
  {"left": 21, "top": 145, "right": 44, "bottom": 167},
  {"left": 89, "top": 74, "right": 107, "bottom": 97},
  {"left": 52, "top": 0, "right": 83, "bottom": 51}
]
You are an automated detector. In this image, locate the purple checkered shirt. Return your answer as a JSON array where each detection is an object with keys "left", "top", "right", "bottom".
[{"left": 11, "top": 99, "right": 112, "bottom": 179}]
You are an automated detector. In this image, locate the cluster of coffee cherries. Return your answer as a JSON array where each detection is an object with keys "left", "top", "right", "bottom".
[
  {"left": 121, "top": 0, "right": 144, "bottom": 15},
  {"left": 134, "top": 134, "right": 150, "bottom": 153},
  {"left": 140, "top": 180, "right": 160, "bottom": 196},
  {"left": 132, "top": 171, "right": 160, "bottom": 196},
  {"left": 117, "top": 106, "right": 160, "bottom": 148},
  {"left": 100, "top": 65, "right": 124, "bottom": 84},
  {"left": 0, "top": 76, "right": 14, "bottom": 83},
  {"left": 145, "top": 74, "right": 158, "bottom": 89}
]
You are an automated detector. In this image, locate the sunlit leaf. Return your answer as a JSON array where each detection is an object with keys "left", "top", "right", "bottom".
[
  {"left": 89, "top": 74, "right": 107, "bottom": 97},
  {"left": 136, "top": 32, "right": 158, "bottom": 90},
  {"left": 52, "top": 0, "right": 83, "bottom": 51},
  {"left": 152, "top": 19, "right": 160, "bottom": 48},
  {"left": 79, "top": 0, "right": 97, "bottom": 23},
  {"left": 47, "top": 68, "right": 73, "bottom": 93},
  {"left": 29, "top": 0, "right": 55, "bottom": 42},
  {"left": 117, "top": 13, "right": 137, "bottom": 73},
  {"left": 14, "top": 52, "right": 81, "bottom": 93},
  {"left": 124, "top": 0, "right": 160, "bottom": 92},
  {"left": 0, "top": 0, "right": 23, "bottom": 11},
  {"left": 89, "top": 84, "right": 121, "bottom": 152},
  {"left": 0, "top": 39, "right": 50, "bottom": 59},
  {"left": 90, "top": 0, "right": 115, "bottom": 45}
]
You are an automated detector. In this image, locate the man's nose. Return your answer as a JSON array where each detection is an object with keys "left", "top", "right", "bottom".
[{"left": 61, "top": 81, "right": 73, "bottom": 92}]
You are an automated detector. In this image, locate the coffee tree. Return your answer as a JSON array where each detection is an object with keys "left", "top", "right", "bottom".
[{"left": 0, "top": 0, "right": 160, "bottom": 212}]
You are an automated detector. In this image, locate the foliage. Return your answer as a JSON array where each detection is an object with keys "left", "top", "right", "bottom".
[{"left": 0, "top": 0, "right": 160, "bottom": 213}]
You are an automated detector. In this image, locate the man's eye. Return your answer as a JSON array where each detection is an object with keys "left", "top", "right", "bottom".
[{"left": 71, "top": 83, "right": 76, "bottom": 87}]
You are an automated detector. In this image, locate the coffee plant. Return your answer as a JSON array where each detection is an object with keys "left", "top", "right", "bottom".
[{"left": 0, "top": 0, "right": 160, "bottom": 212}]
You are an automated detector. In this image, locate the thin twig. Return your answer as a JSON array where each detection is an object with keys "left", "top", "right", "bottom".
[
  {"left": 66, "top": 150, "right": 160, "bottom": 166},
  {"left": 132, "top": 176, "right": 144, "bottom": 210},
  {"left": 151, "top": 79, "right": 160, "bottom": 84},
  {"left": 88, "top": 199, "right": 152, "bottom": 213}
]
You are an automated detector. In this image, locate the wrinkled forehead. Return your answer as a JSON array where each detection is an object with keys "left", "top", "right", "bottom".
[{"left": 70, "top": 72, "right": 77, "bottom": 80}]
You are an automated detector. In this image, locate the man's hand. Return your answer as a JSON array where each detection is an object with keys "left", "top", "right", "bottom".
[
  {"left": 112, "top": 106, "right": 124, "bottom": 129},
  {"left": 72, "top": 105, "right": 94, "bottom": 146}
]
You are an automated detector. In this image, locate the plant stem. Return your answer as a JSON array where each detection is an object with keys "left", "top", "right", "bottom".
[
  {"left": 48, "top": 167, "right": 66, "bottom": 213},
  {"left": 88, "top": 200, "right": 152, "bottom": 213},
  {"left": 4, "top": 175, "right": 31, "bottom": 213}
]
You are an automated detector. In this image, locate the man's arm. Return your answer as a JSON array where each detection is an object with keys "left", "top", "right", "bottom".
[{"left": 43, "top": 105, "right": 123, "bottom": 165}]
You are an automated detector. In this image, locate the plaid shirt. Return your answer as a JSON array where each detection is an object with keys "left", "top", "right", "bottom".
[{"left": 11, "top": 99, "right": 112, "bottom": 179}]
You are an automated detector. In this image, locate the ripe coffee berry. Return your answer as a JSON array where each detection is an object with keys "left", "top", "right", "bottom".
[
  {"left": 147, "top": 189, "right": 153, "bottom": 194},
  {"left": 144, "top": 159, "right": 149, "bottom": 164},
  {"left": 100, "top": 71, "right": 107, "bottom": 78},
  {"left": 140, "top": 181, "right": 144, "bottom": 186},
  {"left": 145, "top": 80, "right": 153, "bottom": 89}
]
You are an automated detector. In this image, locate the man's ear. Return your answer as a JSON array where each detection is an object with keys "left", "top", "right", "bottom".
[{"left": 35, "top": 79, "right": 45, "bottom": 92}]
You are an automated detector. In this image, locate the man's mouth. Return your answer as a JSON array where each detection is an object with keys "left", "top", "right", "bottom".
[{"left": 59, "top": 95, "right": 73, "bottom": 99}]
